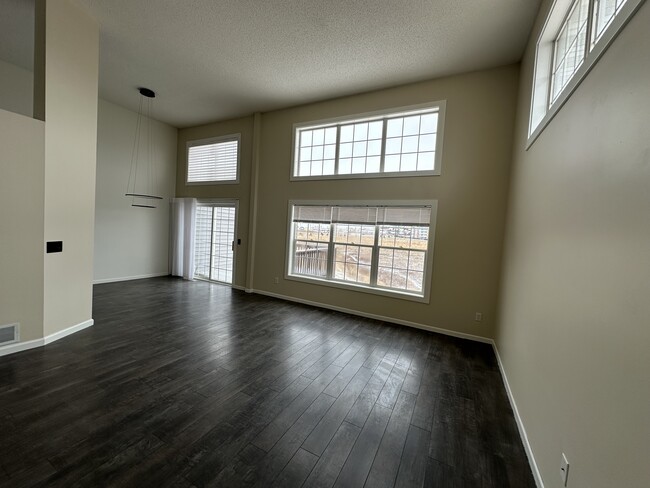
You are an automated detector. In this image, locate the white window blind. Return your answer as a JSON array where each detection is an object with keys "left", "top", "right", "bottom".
[{"left": 187, "top": 135, "right": 240, "bottom": 183}]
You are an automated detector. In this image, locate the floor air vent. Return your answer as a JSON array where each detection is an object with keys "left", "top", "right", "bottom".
[{"left": 0, "top": 324, "right": 19, "bottom": 345}]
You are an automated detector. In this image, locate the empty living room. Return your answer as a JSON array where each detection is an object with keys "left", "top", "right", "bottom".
[{"left": 1, "top": 0, "right": 648, "bottom": 487}]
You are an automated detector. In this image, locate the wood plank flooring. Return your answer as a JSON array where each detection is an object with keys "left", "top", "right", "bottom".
[{"left": 0, "top": 277, "right": 535, "bottom": 487}]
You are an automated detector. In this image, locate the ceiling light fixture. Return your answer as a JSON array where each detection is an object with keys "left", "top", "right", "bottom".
[{"left": 125, "top": 87, "right": 163, "bottom": 208}]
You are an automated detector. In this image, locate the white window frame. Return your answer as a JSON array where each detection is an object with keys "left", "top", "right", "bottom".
[
  {"left": 528, "top": 0, "right": 646, "bottom": 146},
  {"left": 290, "top": 102, "right": 446, "bottom": 181},
  {"left": 186, "top": 134, "right": 241, "bottom": 185},
  {"left": 193, "top": 198, "right": 239, "bottom": 285},
  {"left": 285, "top": 200, "right": 438, "bottom": 303}
]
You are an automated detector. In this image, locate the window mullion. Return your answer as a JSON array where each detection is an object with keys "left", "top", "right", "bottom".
[
  {"left": 334, "top": 126, "right": 341, "bottom": 175},
  {"left": 586, "top": 0, "right": 596, "bottom": 50},
  {"left": 326, "top": 223, "right": 335, "bottom": 279},
  {"left": 370, "top": 224, "right": 380, "bottom": 286},
  {"left": 379, "top": 119, "right": 388, "bottom": 173},
  {"left": 208, "top": 207, "right": 215, "bottom": 280}
]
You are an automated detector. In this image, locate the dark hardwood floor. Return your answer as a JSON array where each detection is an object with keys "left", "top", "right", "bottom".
[{"left": 0, "top": 277, "right": 535, "bottom": 488}]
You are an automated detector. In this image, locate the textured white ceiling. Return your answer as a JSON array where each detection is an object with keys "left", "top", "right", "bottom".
[{"left": 1, "top": 0, "right": 540, "bottom": 128}]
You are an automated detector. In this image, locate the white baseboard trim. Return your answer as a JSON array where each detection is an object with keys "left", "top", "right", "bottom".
[
  {"left": 0, "top": 319, "right": 94, "bottom": 357},
  {"left": 231, "top": 284, "right": 246, "bottom": 291},
  {"left": 491, "top": 341, "right": 544, "bottom": 488},
  {"left": 0, "top": 338, "right": 44, "bottom": 357},
  {"left": 93, "top": 272, "right": 169, "bottom": 284},
  {"left": 43, "top": 319, "right": 94, "bottom": 345},
  {"left": 251, "top": 288, "right": 492, "bottom": 344}
]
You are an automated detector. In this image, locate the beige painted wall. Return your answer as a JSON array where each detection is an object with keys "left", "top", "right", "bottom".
[
  {"left": 496, "top": 2, "right": 650, "bottom": 487},
  {"left": 176, "top": 115, "right": 255, "bottom": 288},
  {"left": 42, "top": 0, "right": 99, "bottom": 336},
  {"left": 0, "top": 59, "right": 33, "bottom": 117},
  {"left": 94, "top": 99, "right": 177, "bottom": 282},
  {"left": 0, "top": 109, "right": 45, "bottom": 342},
  {"left": 250, "top": 65, "right": 519, "bottom": 339}
]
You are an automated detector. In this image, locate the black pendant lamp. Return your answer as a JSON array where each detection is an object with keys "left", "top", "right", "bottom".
[{"left": 125, "top": 87, "right": 163, "bottom": 208}]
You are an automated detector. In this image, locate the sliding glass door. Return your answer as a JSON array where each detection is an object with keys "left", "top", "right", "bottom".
[{"left": 194, "top": 202, "right": 237, "bottom": 285}]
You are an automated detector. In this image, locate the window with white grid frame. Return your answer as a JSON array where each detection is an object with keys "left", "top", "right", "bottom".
[
  {"left": 187, "top": 135, "right": 240, "bottom": 184},
  {"left": 288, "top": 202, "right": 437, "bottom": 301},
  {"left": 528, "top": 0, "right": 643, "bottom": 139},
  {"left": 293, "top": 103, "right": 445, "bottom": 179},
  {"left": 550, "top": 0, "right": 590, "bottom": 103},
  {"left": 592, "top": 0, "right": 628, "bottom": 43}
]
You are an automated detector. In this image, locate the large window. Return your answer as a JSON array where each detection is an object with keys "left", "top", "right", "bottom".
[
  {"left": 529, "top": 0, "right": 644, "bottom": 141},
  {"left": 292, "top": 103, "right": 445, "bottom": 180},
  {"left": 287, "top": 202, "right": 437, "bottom": 301},
  {"left": 187, "top": 134, "right": 240, "bottom": 184}
]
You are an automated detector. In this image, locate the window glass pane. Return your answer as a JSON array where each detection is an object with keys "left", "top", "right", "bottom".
[
  {"left": 352, "top": 158, "right": 366, "bottom": 174},
  {"left": 340, "top": 125, "right": 354, "bottom": 142},
  {"left": 420, "top": 114, "right": 438, "bottom": 134},
  {"left": 301, "top": 131, "right": 313, "bottom": 147},
  {"left": 402, "top": 136, "right": 419, "bottom": 154},
  {"left": 368, "top": 121, "right": 383, "bottom": 139},
  {"left": 385, "top": 138, "right": 401, "bottom": 155},
  {"left": 293, "top": 107, "right": 441, "bottom": 177},
  {"left": 366, "top": 156, "right": 380, "bottom": 173},
  {"left": 325, "top": 127, "right": 337, "bottom": 144},
  {"left": 384, "top": 155, "right": 400, "bottom": 172},
  {"left": 401, "top": 153, "right": 417, "bottom": 172},
  {"left": 323, "top": 160, "right": 335, "bottom": 175},
  {"left": 354, "top": 123, "right": 368, "bottom": 141},
  {"left": 293, "top": 241, "right": 328, "bottom": 277},
  {"left": 402, "top": 116, "right": 420, "bottom": 136},
  {"left": 386, "top": 118, "right": 403, "bottom": 137}
]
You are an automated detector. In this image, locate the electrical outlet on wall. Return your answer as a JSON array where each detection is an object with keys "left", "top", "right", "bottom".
[
  {"left": 474, "top": 312, "right": 483, "bottom": 322},
  {"left": 560, "top": 453, "right": 570, "bottom": 486},
  {"left": 274, "top": 277, "right": 279, "bottom": 284}
]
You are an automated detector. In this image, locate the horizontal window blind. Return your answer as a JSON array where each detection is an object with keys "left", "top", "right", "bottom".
[{"left": 187, "top": 137, "right": 239, "bottom": 183}]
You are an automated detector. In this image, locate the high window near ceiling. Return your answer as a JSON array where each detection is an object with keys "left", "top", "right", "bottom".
[
  {"left": 292, "top": 103, "right": 445, "bottom": 180},
  {"left": 529, "top": 0, "right": 645, "bottom": 141},
  {"left": 287, "top": 202, "right": 437, "bottom": 302},
  {"left": 187, "top": 134, "right": 240, "bottom": 184}
]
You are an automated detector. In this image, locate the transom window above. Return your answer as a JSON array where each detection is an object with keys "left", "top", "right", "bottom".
[
  {"left": 529, "top": 0, "right": 643, "bottom": 141},
  {"left": 293, "top": 103, "right": 445, "bottom": 180},
  {"left": 287, "top": 201, "right": 437, "bottom": 302},
  {"left": 187, "top": 134, "right": 240, "bottom": 184}
]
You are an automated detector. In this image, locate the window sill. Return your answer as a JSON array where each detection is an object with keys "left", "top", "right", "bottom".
[{"left": 285, "top": 273, "right": 430, "bottom": 304}]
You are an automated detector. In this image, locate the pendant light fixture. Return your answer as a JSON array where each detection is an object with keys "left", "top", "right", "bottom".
[{"left": 125, "top": 87, "right": 163, "bottom": 208}]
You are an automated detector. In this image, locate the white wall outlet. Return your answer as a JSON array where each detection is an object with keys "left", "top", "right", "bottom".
[
  {"left": 274, "top": 277, "right": 279, "bottom": 284},
  {"left": 474, "top": 312, "right": 483, "bottom": 322},
  {"left": 560, "top": 453, "right": 569, "bottom": 486}
]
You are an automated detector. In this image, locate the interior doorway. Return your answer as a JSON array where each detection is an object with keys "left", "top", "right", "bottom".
[{"left": 194, "top": 201, "right": 237, "bottom": 285}]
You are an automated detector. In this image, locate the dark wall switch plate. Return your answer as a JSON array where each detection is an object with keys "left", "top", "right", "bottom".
[{"left": 46, "top": 241, "right": 63, "bottom": 253}]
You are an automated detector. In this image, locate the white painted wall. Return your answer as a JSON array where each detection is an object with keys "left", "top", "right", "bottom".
[
  {"left": 41, "top": 0, "right": 99, "bottom": 337},
  {"left": 94, "top": 99, "right": 177, "bottom": 283},
  {"left": 496, "top": 1, "right": 650, "bottom": 487},
  {"left": 0, "top": 109, "right": 44, "bottom": 342},
  {"left": 0, "top": 59, "right": 33, "bottom": 117}
]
